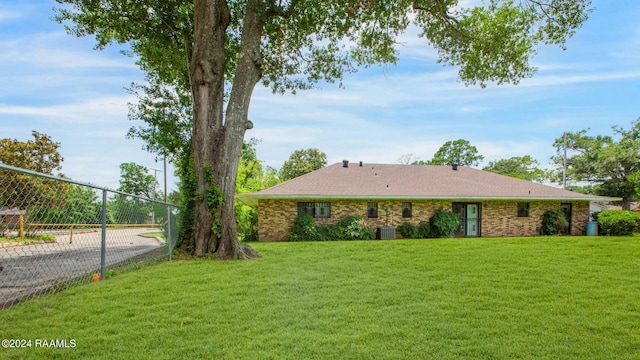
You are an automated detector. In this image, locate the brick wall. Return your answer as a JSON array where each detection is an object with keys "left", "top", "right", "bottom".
[
  {"left": 257, "top": 199, "right": 591, "bottom": 241},
  {"left": 481, "top": 200, "right": 589, "bottom": 237},
  {"left": 570, "top": 201, "right": 589, "bottom": 235},
  {"left": 258, "top": 199, "right": 296, "bottom": 242}
]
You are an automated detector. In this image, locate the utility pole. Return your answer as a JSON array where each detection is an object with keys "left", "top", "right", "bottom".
[
  {"left": 149, "top": 167, "right": 162, "bottom": 181},
  {"left": 149, "top": 167, "right": 162, "bottom": 224},
  {"left": 163, "top": 154, "right": 167, "bottom": 203},
  {"left": 562, "top": 132, "right": 567, "bottom": 190}
]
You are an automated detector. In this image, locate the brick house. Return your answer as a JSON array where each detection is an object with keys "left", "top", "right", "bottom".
[{"left": 236, "top": 162, "right": 619, "bottom": 241}]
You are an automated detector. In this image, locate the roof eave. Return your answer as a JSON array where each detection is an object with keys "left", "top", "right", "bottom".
[{"left": 235, "top": 194, "right": 622, "bottom": 208}]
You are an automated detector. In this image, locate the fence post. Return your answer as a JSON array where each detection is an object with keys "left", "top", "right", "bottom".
[
  {"left": 19, "top": 215, "right": 24, "bottom": 238},
  {"left": 167, "top": 205, "right": 172, "bottom": 261},
  {"left": 100, "top": 189, "right": 107, "bottom": 280}
]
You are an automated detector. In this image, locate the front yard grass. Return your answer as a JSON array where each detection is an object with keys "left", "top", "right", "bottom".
[{"left": 1, "top": 236, "right": 639, "bottom": 359}]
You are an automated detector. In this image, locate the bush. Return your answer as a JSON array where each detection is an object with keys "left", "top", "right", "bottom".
[
  {"left": 291, "top": 215, "right": 375, "bottom": 241},
  {"left": 316, "top": 224, "right": 343, "bottom": 240},
  {"left": 236, "top": 204, "right": 258, "bottom": 242},
  {"left": 430, "top": 209, "right": 460, "bottom": 238},
  {"left": 540, "top": 210, "right": 568, "bottom": 235},
  {"left": 417, "top": 221, "right": 435, "bottom": 238},
  {"left": 397, "top": 222, "right": 418, "bottom": 238},
  {"left": 289, "top": 214, "right": 322, "bottom": 241},
  {"left": 597, "top": 210, "right": 640, "bottom": 236},
  {"left": 338, "top": 216, "right": 375, "bottom": 240},
  {"left": 397, "top": 212, "right": 459, "bottom": 239}
]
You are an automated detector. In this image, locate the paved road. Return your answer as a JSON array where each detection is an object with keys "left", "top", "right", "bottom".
[{"left": 0, "top": 228, "right": 166, "bottom": 306}]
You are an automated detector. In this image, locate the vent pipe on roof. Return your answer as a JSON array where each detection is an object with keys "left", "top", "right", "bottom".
[
  {"left": 359, "top": 161, "right": 363, "bottom": 167},
  {"left": 343, "top": 160, "right": 349, "bottom": 168},
  {"left": 452, "top": 163, "right": 458, "bottom": 171}
]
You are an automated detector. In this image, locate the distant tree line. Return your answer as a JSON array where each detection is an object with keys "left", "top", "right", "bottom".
[
  {"left": 396, "top": 118, "right": 640, "bottom": 210},
  {"left": 3, "top": 117, "right": 640, "bottom": 237}
]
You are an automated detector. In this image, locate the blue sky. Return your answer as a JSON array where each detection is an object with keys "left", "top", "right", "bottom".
[{"left": 1, "top": 0, "right": 639, "bottom": 191}]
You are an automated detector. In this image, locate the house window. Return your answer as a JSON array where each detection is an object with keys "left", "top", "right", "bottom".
[
  {"left": 402, "top": 202, "right": 412, "bottom": 218},
  {"left": 517, "top": 202, "right": 530, "bottom": 217},
  {"left": 297, "top": 202, "right": 331, "bottom": 218},
  {"left": 367, "top": 202, "right": 378, "bottom": 218}
]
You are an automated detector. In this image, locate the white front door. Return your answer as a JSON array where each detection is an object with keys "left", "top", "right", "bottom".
[{"left": 466, "top": 204, "right": 479, "bottom": 236}]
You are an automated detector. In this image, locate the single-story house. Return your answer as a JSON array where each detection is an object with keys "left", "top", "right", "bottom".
[{"left": 236, "top": 161, "right": 620, "bottom": 241}]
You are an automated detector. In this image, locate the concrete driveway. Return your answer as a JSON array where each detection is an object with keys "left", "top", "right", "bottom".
[{"left": 0, "top": 227, "right": 166, "bottom": 307}]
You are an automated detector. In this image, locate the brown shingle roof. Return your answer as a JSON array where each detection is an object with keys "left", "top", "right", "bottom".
[{"left": 237, "top": 162, "right": 620, "bottom": 206}]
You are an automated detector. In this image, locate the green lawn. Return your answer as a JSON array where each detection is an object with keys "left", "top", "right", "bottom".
[{"left": 1, "top": 237, "right": 639, "bottom": 359}]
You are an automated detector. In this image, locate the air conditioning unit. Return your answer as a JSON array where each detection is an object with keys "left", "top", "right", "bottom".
[{"left": 377, "top": 227, "right": 396, "bottom": 240}]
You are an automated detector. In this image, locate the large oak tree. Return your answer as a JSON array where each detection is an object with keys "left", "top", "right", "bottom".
[
  {"left": 552, "top": 119, "right": 640, "bottom": 210},
  {"left": 55, "top": 0, "right": 592, "bottom": 258}
]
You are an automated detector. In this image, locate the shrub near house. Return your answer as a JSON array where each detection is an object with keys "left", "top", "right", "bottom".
[
  {"left": 291, "top": 209, "right": 462, "bottom": 241},
  {"left": 595, "top": 210, "right": 640, "bottom": 236},
  {"left": 539, "top": 210, "right": 569, "bottom": 235},
  {"left": 397, "top": 209, "right": 460, "bottom": 239},
  {"left": 290, "top": 215, "right": 375, "bottom": 241}
]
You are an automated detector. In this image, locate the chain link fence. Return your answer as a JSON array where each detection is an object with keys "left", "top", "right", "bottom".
[{"left": 0, "top": 163, "right": 178, "bottom": 308}]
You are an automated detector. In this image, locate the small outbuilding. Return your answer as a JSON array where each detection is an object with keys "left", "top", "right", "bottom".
[{"left": 0, "top": 207, "right": 25, "bottom": 232}]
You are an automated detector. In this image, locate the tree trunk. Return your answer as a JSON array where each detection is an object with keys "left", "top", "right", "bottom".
[
  {"left": 190, "top": 0, "right": 264, "bottom": 259},
  {"left": 190, "top": 0, "right": 227, "bottom": 256}
]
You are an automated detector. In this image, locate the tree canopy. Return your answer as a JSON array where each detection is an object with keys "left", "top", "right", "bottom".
[
  {"left": 235, "top": 139, "right": 279, "bottom": 241},
  {"left": 237, "top": 138, "right": 279, "bottom": 193},
  {"left": 55, "top": 0, "right": 593, "bottom": 258},
  {"left": 483, "top": 155, "right": 548, "bottom": 183},
  {"left": 0, "top": 131, "right": 63, "bottom": 174},
  {"left": 551, "top": 119, "right": 640, "bottom": 209},
  {"left": 421, "top": 139, "right": 484, "bottom": 167},
  {"left": 117, "top": 162, "right": 160, "bottom": 199},
  {"left": 279, "top": 148, "right": 327, "bottom": 182},
  {"left": 0, "top": 131, "right": 67, "bottom": 210},
  {"left": 55, "top": 0, "right": 592, "bottom": 90},
  {"left": 109, "top": 162, "right": 162, "bottom": 224}
]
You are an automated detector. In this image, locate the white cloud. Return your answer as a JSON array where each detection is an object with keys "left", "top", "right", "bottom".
[
  {"left": 0, "top": 95, "right": 136, "bottom": 123},
  {"left": 519, "top": 71, "right": 640, "bottom": 87},
  {"left": 0, "top": 32, "right": 137, "bottom": 70},
  {"left": 477, "top": 139, "right": 556, "bottom": 164},
  {"left": 0, "top": 9, "right": 21, "bottom": 23}
]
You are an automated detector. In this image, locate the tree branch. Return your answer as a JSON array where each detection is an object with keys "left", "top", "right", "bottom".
[
  {"left": 412, "top": 0, "right": 461, "bottom": 26},
  {"left": 412, "top": 0, "right": 476, "bottom": 42},
  {"left": 267, "top": 0, "right": 300, "bottom": 18}
]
